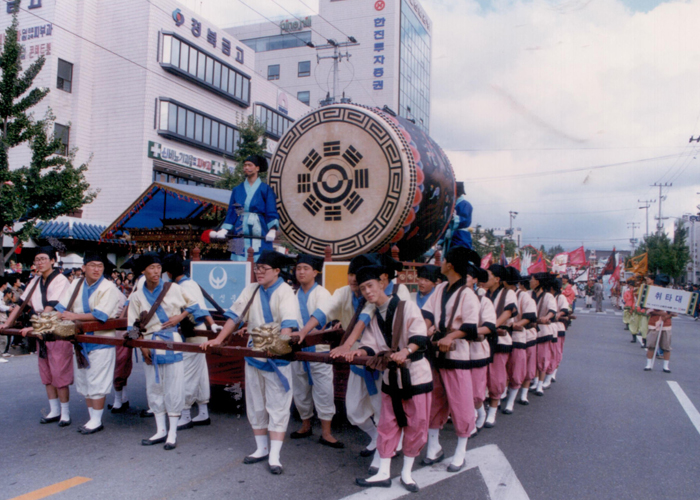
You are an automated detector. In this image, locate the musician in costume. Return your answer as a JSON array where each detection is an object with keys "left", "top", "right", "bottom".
[
  {"left": 347, "top": 265, "right": 432, "bottom": 493},
  {"left": 55, "top": 252, "right": 124, "bottom": 434},
  {"left": 413, "top": 265, "right": 442, "bottom": 309},
  {"left": 421, "top": 246, "right": 480, "bottom": 472},
  {"left": 517, "top": 277, "right": 539, "bottom": 405},
  {"left": 443, "top": 182, "right": 473, "bottom": 251},
  {"left": 127, "top": 253, "right": 204, "bottom": 450},
  {"left": 530, "top": 273, "right": 557, "bottom": 396},
  {"left": 202, "top": 250, "right": 299, "bottom": 475},
  {"left": 622, "top": 280, "right": 635, "bottom": 334},
  {"left": 2, "top": 246, "right": 72, "bottom": 426},
  {"left": 213, "top": 155, "right": 279, "bottom": 261},
  {"left": 644, "top": 274, "right": 674, "bottom": 373},
  {"left": 162, "top": 254, "right": 222, "bottom": 430},
  {"left": 546, "top": 278, "right": 571, "bottom": 386},
  {"left": 290, "top": 254, "right": 343, "bottom": 448}
]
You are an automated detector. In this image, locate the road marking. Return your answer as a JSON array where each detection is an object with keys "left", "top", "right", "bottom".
[
  {"left": 667, "top": 381, "right": 700, "bottom": 436},
  {"left": 10, "top": 477, "right": 91, "bottom": 500},
  {"left": 338, "top": 444, "right": 528, "bottom": 500}
]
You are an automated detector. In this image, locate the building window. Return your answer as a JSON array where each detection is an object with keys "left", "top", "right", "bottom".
[
  {"left": 241, "top": 31, "right": 312, "bottom": 52},
  {"left": 57, "top": 59, "right": 72, "bottom": 93},
  {"left": 152, "top": 170, "right": 209, "bottom": 186},
  {"left": 160, "top": 33, "right": 251, "bottom": 107},
  {"left": 297, "top": 91, "right": 310, "bottom": 106},
  {"left": 298, "top": 60, "right": 310, "bottom": 78},
  {"left": 54, "top": 124, "right": 69, "bottom": 155},
  {"left": 158, "top": 98, "right": 240, "bottom": 156},
  {"left": 268, "top": 64, "right": 280, "bottom": 81},
  {"left": 255, "top": 103, "right": 294, "bottom": 141}
]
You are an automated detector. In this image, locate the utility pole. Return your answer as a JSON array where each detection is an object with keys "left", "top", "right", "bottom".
[
  {"left": 650, "top": 183, "right": 671, "bottom": 235},
  {"left": 638, "top": 199, "right": 655, "bottom": 238},
  {"left": 316, "top": 38, "right": 359, "bottom": 105},
  {"left": 627, "top": 222, "right": 640, "bottom": 252}
]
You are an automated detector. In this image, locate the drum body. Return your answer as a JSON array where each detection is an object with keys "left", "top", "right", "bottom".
[{"left": 269, "top": 104, "right": 455, "bottom": 261}]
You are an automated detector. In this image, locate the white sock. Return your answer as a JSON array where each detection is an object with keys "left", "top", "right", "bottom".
[
  {"left": 60, "top": 402, "right": 70, "bottom": 422},
  {"left": 501, "top": 387, "right": 508, "bottom": 399},
  {"left": 47, "top": 398, "right": 60, "bottom": 418},
  {"left": 85, "top": 409, "right": 103, "bottom": 430},
  {"left": 452, "top": 437, "right": 468, "bottom": 467},
  {"left": 113, "top": 390, "right": 123, "bottom": 408},
  {"left": 149, "top": 413, "right": 167, "bottom": 441},
  {"left": 552, "top": 369, "right": 558, "bottom": 380},
  {"left": 543, "top": 374, "right": 553, "bottom": 388},
  {"left": 402, "top": 456, "right": 416, "bottom": 484},
  {"left": 251, "top": 434, "right": 269, "bottom": 458},
  {"left": 485, "top": 406, "right": 497, "bottom": 425},
  {"left": 366, "top": 457, "right": 391, "bottom": 482},
  {"left": 269, "top": 439, "right": 283, "bottom": 467},
  {"left": 519, "top": 387, "right": 529, "bottom": 402},
  {"left": 505, "top": 388, "right": 519, "bottom": 412},
  {"left": 357, "top": 418, "right": 378, "bottom": 451},
  {"left": 536, "top": 380, "right": 544, "bottom": 392},
  {"left": 396, "top": 430, "right": 404, "bottom": 452},
  {"left": 178, "top": 408, "right": 192, "bottom": 426},
  {"left": 663, "top": 360, "right": 670, "bottom": 370},
  {"left": 476, "top": 406, "right": 486, "bottom": 428},
  {"left": 645, "top": 358, "right": 653, "bottom": 369},
  {"left": 426, "top": 428, "right": 441, "bottom": 459},
  {"left": 370, "top": 450, "right": 381, "bottom": 470},
  {"left": 88, "top": 407, "right": 95, "bottom": 420},
  {"left": 166, "top": 416, "right": 179, "bottom": 444},
  {"left": 193, "top": 403, "right": 209, "bottom": 421}
]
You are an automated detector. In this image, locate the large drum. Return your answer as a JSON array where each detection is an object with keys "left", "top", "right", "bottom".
[{"left": 269, "top": 104, "right": 455, "bottom": 261}]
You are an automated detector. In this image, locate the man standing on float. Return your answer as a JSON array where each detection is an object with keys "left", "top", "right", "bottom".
[
  {"left": 214, "top": 155, "right": 279, "bottom": 261},
  {"left": 444, "top": 182, "right": 473, "bottom": 251}
]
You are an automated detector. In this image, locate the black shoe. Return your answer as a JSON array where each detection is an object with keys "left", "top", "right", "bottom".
[
  {"left": 447, "top": 461, "right": 465, "bottom": 473},
  {"left": 517, "top": 399, "right": 529, "bottom": 406},
  {"left": 535, "top": 390, "right": 544, "bottom": 397},
  {"left": 40, "top": 415, "right": 60, "bottom": 424},
  {"left": 502, "top": 408, "right": 513, "bottom": 415},
  {"left": 269, "top": 465, "right": 283, "bottom": 475},
  {"left": 58, "top": 419, "right": 71, "bottom": 427},
  {"left": 141, "top": 436, "right": 166, "bottom": 446},
  {"left": 164, "top": 442, "right": 177, "bottom": 451},
  {"left": 360, "top": 447, "right": 376, "bottom": 457},
  {"left": 290, "top": 428, "right": 313, "bottom": 439},
  {"left": 644, "top": 367, "right": 652, "bottom": 371},
  {"left": 368, "top": 466, "right": 379, "bottom": 475},
  {"left": 630, "top": 338, "right": 637, "bottom": 343},
  {"left": 421, "top": 450, "right": 444, "bottom": 466},
  {"left": 177, "top": 421, "right": 194, "bottom": 431},
  {"left": 356, "top": 478, "right": 391, "bottom": 488},
  {"left": 243, "top": 454, "right": 269, "bottom": 464},
  {"left": 663, "top": 368, "right": 671, "bottom": 373},
  {"left": 400, "top": 478, "right": 420, "bottom": 492},
  {"left": 79, "top": 424, "right": 104, "bottom": 435},
  {"left": 109, "top": 401, "right": 130, "bottom": 414},
  {"left": 140, "top": 409, "right": 154, "bottom": 418},
  {"left": 192, "top": 418, "right": 211, "bottom": 427},
  {"left": 319, "top": 437, "right": 345, "bottom": 449},
  {"left": 483, "top": 420, "right": 495, "bottom": 428}
]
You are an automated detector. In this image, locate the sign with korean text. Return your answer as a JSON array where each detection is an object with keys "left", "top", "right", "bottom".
[
  {"left": 171, "top": 8, "right": 244, "bottom": 65},
  {"left": 148, "top": 141, "right": 225, "bottom": 176},
  {"left": 638, "top": 285, "right": 699, "bottom": 315},
  {"left": 190, "top": 261, "right": 251, "bottom": 311}
]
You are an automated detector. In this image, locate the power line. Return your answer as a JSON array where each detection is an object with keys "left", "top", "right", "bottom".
[
  {"left": 446, "top": 146, "right": 690, "bottom": 152},
  {"left": 234, "top": 0, "right": 316, "bottom": 48},
  {"left": 268, "top": 0, "right": 336, "bottom": 44},
  {"left": 518, "top": 208, "right": 638, "bottom": 216}
]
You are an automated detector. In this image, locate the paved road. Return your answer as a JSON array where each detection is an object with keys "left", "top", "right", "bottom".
[{"left": 1, "top": 299, "right": 699, "bottom": 500}]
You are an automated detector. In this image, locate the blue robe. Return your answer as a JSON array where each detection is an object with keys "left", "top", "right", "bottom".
[
  {"left": 222, "top": 178, "right": 279, "bottom": 261},
  {"left": 448, "top": 194, "right": 473, "bottom": 250}
]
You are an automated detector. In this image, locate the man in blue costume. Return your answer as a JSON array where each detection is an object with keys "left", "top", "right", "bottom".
[
  {"left": 213, "top": 155, "right": 279, "bottom": 261},
  {"left": 444, "top": 182, "right": 473, "bottom": 251}
]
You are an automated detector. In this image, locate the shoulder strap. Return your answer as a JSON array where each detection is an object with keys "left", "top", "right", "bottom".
[
  {"left": 446, "top": 285, "right": 468, "bottom": 331},
  {"left": 496, "top": 288, "right": 507, "bottom": 317},
  {"left": 138, "top": 282, "right": 173, "bottom": 330},
  {"left": 197, "top": 283, "right": 226, "bottom": 315},
  {"left": 65, "top": 278, "right": 85, "bottom": 312},
  {"left": 536, "top": 292, "right": 548, "bottom": 318},
  {"left": 390, "top": 300, "right": 406, "bottom": 351},
  {"left": 238, "top": 285, "right": 260, "bottom": 325},
  {"left": 339, "top": 295, "right": 366, "bottom": 346},
  {"left": 8, "top": 277, "right": 41, "bottom": 327}
]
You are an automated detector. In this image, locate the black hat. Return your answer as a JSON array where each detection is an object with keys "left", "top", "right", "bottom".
[
  {"left": 257, "top": 250, "right": 294, "bottom": 269},
  {"left": 445, "top": 246, "right": 472, "bottom": 277},
  {"left": 417, "top": 265, "right": 442, "bottom": 283},
  {"left": 35, "top": 246, "right": 56, "bottom": 260},
  {"left": 505, "top": 267, "right": 523, "bottom": 285},
  {"left": 296, "top": 254, "right": 324, "bottom": 272},
  {"left": 379, "top": 253, "right": 403, "bottom": 280},
  {"left": 456, "top": 181, "right": 465, "bottom": 197},
  {"left": 349, "top": 254, "right": 382, "bottom": 275},
  {"left": 245, "top": 154, "right": 269, "bottom": 173},
  {"left": 466, "top": 264, "right": 489, "bottom": 283},
  {"left": 84, "top": 252, "right": 107, "bottom": 266},
  {"left": 654, "top": 274, "right": 671, "bottom": 287},
  {"left": 62, "top": 269, "right": 73, "bottom": 278},
  {"left": 162, "top": 254, "right": 185, "bottom": 278},
  {"left": 138, "top": 252, "right": 162, "bottom": 271},
  {"left": 519, "top": 275, "right": 531, "bottom": 289},
  {"left": 488, "top": 264, "right": 508, "bottom": 281},
  {"left": 356, "top": 265, "right": 384, "bottom": 285}
]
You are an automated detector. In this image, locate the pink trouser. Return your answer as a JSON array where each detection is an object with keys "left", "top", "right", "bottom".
[
  {"left": 429, "top": 368, "right": 475, "bottom": 438},
  {"left": 507, "top": 348, "right": 527, "bottom": 389},
  {"left": 471, "top": 365, "right": 488, "bottom": 406},
  {"left": 377, "top": 392, "right": 431, "bottom": 459},
  {"left": 525, "top": 345, "right": 537, "bottom": 381},
  {"left": 536, "top": 340, "right": 551, "bottom": 373},
  {"left": 487, "top": 352, "right": 509, "bottom": 399},
  {"left": 38, "top": 340, "right": 74, "bottom": 388},
  {"left": 546, "top": 340, "right": 558, "bottom": 375},
  {"left": 113, "top": 345, "right": 133, "bottom": 391}
]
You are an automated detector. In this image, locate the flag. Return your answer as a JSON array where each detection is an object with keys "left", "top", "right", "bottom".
[
  {"left": 521, "top": 251, "right": 533, "bottom": 274},
  {"left": 574, "top": 267, "right": 589, "bottom": 283},
  {"left": 567, "top": 246, "right": 587, "bottom": 266},
  {"left": 509, "top": 256, "right": 521, "bottom": 270},
  {"left": 499, "top": 246, "right": 508, "bottom": 266},
  {"left": 528, "top": 252, "right": 548, "bottom": 274},
  {"left": 601, "top": 247, "right": 617, "bottom": 275},
  {"left": 626, "top": 253, "right": 648, "bottom": 276},
  {"left": 551, "top": 252, "right": 569, "bottom": 273},
  {"left": 481, "top": 252, "right": 493, "bottom": 269}
]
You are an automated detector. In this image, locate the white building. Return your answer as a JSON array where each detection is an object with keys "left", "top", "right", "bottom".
[
  {"left": 0, "top": 0, "right": 309, "bottom": 223},
  {"left": 682, "top": 214, "right": 700, "bottom": 285},
  {"left": 492, "top": 227, "right": 523, "bottom": 248},
  {"left": 226, "top": 0, "right": 432, "bottom": 132}
]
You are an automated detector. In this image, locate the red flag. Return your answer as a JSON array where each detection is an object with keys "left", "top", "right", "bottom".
[
  {"left": 601, "top": 247, "right": 617, "bottom": 275},
  {"left": 481, "top": 252, "right": 493, "bottom": 269},
  {"left": 509, "top": 256, "right": 521, "bottom": 270},
  {"left": 528, "top": 252, "right": 548, "bottom": 274},
  {"left": 567, "top": 246, "right": 586, "bottom": 266}
]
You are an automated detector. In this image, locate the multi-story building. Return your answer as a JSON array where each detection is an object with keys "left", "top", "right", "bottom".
[
  {"left": 226, "top": 0, "right": 432, "bottom": 132},
  {"left": 0, "top": 0, "right": 308, "bottom": 223},
  {"left": 682, "top": 214, "right": 700, "bottom": 285},
  {"left": 492, "top": 227, "right": 523, "bottom": 248}
]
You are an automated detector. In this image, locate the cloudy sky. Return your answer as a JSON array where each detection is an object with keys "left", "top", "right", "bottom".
[{"left": 183, "top": 0, "right": 700, "bottom": 251}]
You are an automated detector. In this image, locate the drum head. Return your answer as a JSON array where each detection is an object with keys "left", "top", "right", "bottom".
[{"left": 270, "top": 105, "right": 415, "bottom": 260}]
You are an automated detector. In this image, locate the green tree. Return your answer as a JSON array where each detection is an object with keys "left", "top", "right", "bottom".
[
  {"left": 215, "top": 115, "right": 268, "bottom": 190},
  {"left": 634, "top": 220, "right": 691, "bottom": 281},
  {"left": 471, "top": 227, "right": 517, "bottom": 261},
  {"left": 546, "top": 245, "right": 565, "bottom": 259},
  {"left": 0, "top": 3, "right": 95, "bottom": 274}
]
